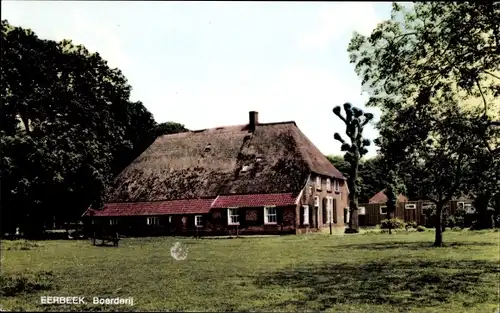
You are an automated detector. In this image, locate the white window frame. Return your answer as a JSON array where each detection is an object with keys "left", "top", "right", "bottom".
[
  {"left": 464, "top": 203, "right": 475, "bottom": 214},
  {"left": 227, "top": 208, "right": 239, "bottom": 225},
  {"left": 314, "top": 196, "right": 320, "bottom": 207},
  {"left": 168, "top": 216, "right": 172, "bottom": 223},
  {"left": 345, "top": 207, "right": 350, "bottom": 223},
  {"left": 326, "top": 178, "right": 331, "bottom": 191},
  {"left": 358, "top": 206, "right": 366, "bottom": 215},
  {"left": 326, "top": 197, "right": 334, "bottom": 223},
  {"left": 302, "top": 205, "right": 309, "bottom": 225},
  {"left": 334, "top": 180, "right": 340, "bottom": 192},
  {"left": 315, "top": 176, "right": 322, "bottom": 190},
  {"left": 110, "top": 219, "right": 118, "bottom": 226},
  {"left": 308, "top": 186, "right": 313, "bottom": 195},
  {"left": 195, "top": 215, "right": 203, "bottom": 228},
  {"left": 405, "top": 204, "right": 416, "bottom": 210},
  {"left": 457, "top": 202, "right": 465, "bottom": 209},
  {"left": 147, "top": 217, "right": 160, "bottom": 225},
  {"left": 264, "top": 206, "right": 277, "bottom": 225},
  {"left": 380, "top": 206, "right": 388, "bottom": 215}
]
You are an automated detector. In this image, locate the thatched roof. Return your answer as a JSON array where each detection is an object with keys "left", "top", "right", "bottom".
[{"left": 106, "top": 119, "right": 345, "bottom": 203}]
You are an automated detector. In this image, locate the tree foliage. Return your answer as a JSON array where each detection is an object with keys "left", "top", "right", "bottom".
[
  {"left": 0, "top": 20, "right": 187, "bottom": 237},
  {"left": 333, "top": 102, "right": 374, "bottom": 233},
  {"left": 347, "top": 2, "right": 500, "bottom": 245},
  {"left": 326, "top": 155, "right": 386, "bottom": 203}
]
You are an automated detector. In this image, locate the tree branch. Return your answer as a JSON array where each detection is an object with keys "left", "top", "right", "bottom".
[
  {"left": 484, "top": 71, "right": 500, "bottom": 80},
  {"left": 475, "top": 79, "right": 488, "bottom": 116}
]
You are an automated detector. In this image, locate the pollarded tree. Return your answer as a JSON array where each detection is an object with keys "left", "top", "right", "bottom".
[{"left": 333, "top": 102, "right": 373, "bottom": 233}]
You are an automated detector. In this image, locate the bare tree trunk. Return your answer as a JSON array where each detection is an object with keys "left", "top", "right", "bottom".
[{"left": 433, "top": 205, "right": 444, "bottom": 247}]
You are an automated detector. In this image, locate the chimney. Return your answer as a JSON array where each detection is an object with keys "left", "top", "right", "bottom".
[{"left": 249, "top": 111, "right": 259, "bottom": 131}]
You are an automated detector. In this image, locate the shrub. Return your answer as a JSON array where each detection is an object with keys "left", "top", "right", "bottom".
[
  {"left": 405, "top": 221, "right": 418, "bottom": 229},
  {"left": 380, "top": 218, "right": 406, "bottom": 230},
  {"left": 452, "top": 226, "right": 462, "bottom": 231},
  {"left": 416, "top": 226, "right": 426, "bottom": 232}
]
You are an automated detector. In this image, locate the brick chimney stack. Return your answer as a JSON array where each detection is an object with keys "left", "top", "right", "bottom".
[{"left": 249, "top": 111, "right": 259, "bottom": 132}]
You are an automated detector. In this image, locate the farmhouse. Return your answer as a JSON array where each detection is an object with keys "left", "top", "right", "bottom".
[{"left": 83, "top": 111, "right": 349, "bottom": 236}]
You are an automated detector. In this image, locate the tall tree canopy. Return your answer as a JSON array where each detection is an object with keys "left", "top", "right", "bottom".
[
  {"left": 347, "top": 2, "right": 500, "bottom": 245},
  {"left": 0, "top": 20, "right": 187, "bottom": 237}
]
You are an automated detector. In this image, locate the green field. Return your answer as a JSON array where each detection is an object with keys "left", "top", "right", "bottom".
[{"left": 1, "top": 230, "right": 499, "bottom": 312}]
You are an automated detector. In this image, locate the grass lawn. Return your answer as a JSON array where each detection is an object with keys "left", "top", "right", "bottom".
[{"left": 1, "top": 230, "right": 499, "bottom": 312}]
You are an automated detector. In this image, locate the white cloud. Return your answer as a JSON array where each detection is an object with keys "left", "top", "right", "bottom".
[{"left": 297, "top": 2, "right": 380, "bottom": 50}]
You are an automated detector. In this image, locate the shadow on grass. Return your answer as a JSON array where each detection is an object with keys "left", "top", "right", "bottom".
[
  {"left": 334, "top": 241, "right": 497, "bottom": 250},
  {"left": 254, "top": 259, "right": 499, "bottom": 311}
]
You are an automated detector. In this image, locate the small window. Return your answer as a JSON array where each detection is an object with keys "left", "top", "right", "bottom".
[
  {"left": 308, "top": 186, "right": 313, "bottom": 195},
  {"left": 168, "top": 216, "right": 172, "bottom": 223},
  {"left": 314, "top": 196, "right": 320, "bottom": 207},
  {"left": 422, "top": 202, "right": 435, "bottom": 211},
  {"left": 303, "top": 205, "right": 309, "bottom": 225},
  {"left": 147, "top": 217, "right": 160, "bottom": 225},
  {"left": 380, "top": 206, "right": 387, "bottom": 215},
  {"left": 256, "top": 157, "right": 263, "bottom": 162},
  {"left": 358, "top": 206, "right": 366, "bottom": 215},
  {"left": 405, "top": 204, "right": 416, "bottom": 210},
  {"left": 326, "top": 198, "right": 333, "bottom": 223},
  {"left": 326, "top": 178, "right": 331, "bottom": 191},
  {"left": 264, "top": 206, "right": 277, "bottom": 224},
  {"left": 195, "top": 215, "right": 203, "bottom": 227},
  {"left": 457, "top": 202, "right": 465, "bottom": 210},
  {"left": 241, "top": 165, "right": 249, "bottom": 172},
  {"left": 315, "top": 176, "right": 322, "bottom": 190},
  {"left": 464, "top": 204, "right": 475, "bottom": 214},
  {"left": 110, "top": 219, "right": 118, "bottom": 226},
  {"left": 228, "top": 208, "right": 239, "bottom": 225},
  {"left": 334, "top": 180, "right": 340, "bottom": 192}
]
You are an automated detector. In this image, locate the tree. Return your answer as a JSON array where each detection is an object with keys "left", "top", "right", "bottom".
[
  {"left": 382, "top": 170, "right": 406, "bottom": 234},
  {"left": 347, "top": 2, "right": 500, "bottom": 245},
  {"left": 333, "top": 102, "right": 374, "bottom": 233},
  {"left": 0, "top": 20, "right": 187, "bottom": 237},
  {"left": 326, "top": 154, "right": 386, "bottom": 203}
]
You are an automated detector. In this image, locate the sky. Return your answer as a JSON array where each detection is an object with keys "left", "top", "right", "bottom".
[{"left": 2, "top": 1, "right": 393, "bottom": 158}]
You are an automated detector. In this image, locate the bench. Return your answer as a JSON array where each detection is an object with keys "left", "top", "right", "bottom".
[{"left": 92, "top": 231, "right": 120, "bottom": 247}]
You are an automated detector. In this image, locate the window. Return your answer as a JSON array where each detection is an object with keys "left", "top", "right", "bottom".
[
  {"left": 241, "top": 165, "right": 249, "bottom": 172},
  {"left": 308, "top": 186, "right": 313, "bottom": 195},
  {"left": 264, "top": 206, "right": 277, "bottom": 224},
  {"left": 326, "top": 197, "right": 333, "bottom": 223},
  {"left": 380, "top": 206, "right": 388, "bottom": 215},
  {"left": 147, "top": 217, "right": 160, "bottom": 225},
  {"left": 195, "top": 215, "right": 203, "bottom": 227},
  {"left": 326, "top": 178, "right": 331, "bottom": 191},
  {"left": 358, "top": 206, "right": 366, "bottom": 215},
  {"left": 457, "top": 202, "right": 465, "bottom": 210},
  {"left": 227, "top": 208, "right": 239, "bottom": 225},
  {"left": 315, "top": 176, "right": 322, "bottom": 190},
  {"left": 303, "top": 205, "right": 309, "bottom": 225},
  {"left": 422, "top": 202, "right": 435, "bottom": 211},
  {"left": 168, "top": 216, "right": 172, "bottom": 223},
  {"left": 334, "top": 180, "right": 340, "bottom": 192},
  {"left": 110, "top": 219, "right": 118, "bottom": 226},
  {"left": 314, "top": 196, "right": 320, "bottom": 207},
  {"left": 405, "top": 204, "right": 416, "bottom": 210},
  {"left": 464, "top": 204, "right": 475, "bottom": 214}
]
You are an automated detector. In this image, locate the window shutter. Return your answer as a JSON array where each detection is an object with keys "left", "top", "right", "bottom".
[
  {"left": 238, "top": 209, "right": 246, "bottom": 226},
  {"left": 333, "top": 199, "right": 337, "bottom": 223},
  {"left": 322, "top": 198, "right": 328, "bottom": 224},
  {"left": 277, "top": 207, "right": 283, "bottom": 224}
]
